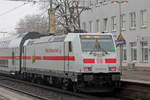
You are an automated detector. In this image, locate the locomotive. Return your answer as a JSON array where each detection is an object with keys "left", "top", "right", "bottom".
[{"left": 0, "top": 32, "right": 120, "bottom": 92}]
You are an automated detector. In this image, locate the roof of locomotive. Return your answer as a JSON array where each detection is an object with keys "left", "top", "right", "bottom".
[
  {"left": 24, "top": 35, "right": 66, "bottom": 46},
  {"left": 65, "top": 32, "right": 113, "bottom": 41},
  {"left": 68, "top": 32, "right": 113, "bottom": 36},
  {"left": 0, "top": 32, "right": 114, "bottom": 48},
  {"left": 24, "top": 33, "right": 113, "bottom": 46}
]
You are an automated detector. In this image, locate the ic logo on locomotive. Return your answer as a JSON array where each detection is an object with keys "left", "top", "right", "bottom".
[{"left": 45, "top": 48, "right": 61, "bottom": 53}]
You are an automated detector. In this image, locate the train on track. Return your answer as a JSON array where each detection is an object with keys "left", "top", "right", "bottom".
[{"left": 0, "top": 32, "right": 120, "bottom": 92}]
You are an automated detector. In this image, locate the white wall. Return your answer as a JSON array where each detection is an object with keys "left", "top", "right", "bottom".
[{"left": 80, "top": 0, "right": 150, "bottom": 68}]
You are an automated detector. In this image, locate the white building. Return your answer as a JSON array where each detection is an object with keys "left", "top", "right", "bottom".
[{"left": 80, "top": 0, "right": 150, "bottom": 71}]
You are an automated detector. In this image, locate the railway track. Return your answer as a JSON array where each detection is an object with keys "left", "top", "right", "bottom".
[
  {"left": 2, "top": 75, "right": 149, "bottom": 100},
  {"left": 0, "top": 76, "right": 50, "bottom": 100},
  {"left": 120, "top": 79, "right": 150, "bottom": 100},
  {"left": 0, "top": 84, "right": 48, "bottom": 100},
  {"left": 0, "top": 76, "right": 119, "bottom": 100}
]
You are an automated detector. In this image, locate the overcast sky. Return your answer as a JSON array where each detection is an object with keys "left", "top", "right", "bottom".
[{"left": 0, "top": 0, "right": 40, "bottom": 36}]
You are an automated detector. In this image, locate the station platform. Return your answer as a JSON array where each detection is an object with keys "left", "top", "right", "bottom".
[{"left": 121, "top": 70, "right": 150, "bottom": 84}]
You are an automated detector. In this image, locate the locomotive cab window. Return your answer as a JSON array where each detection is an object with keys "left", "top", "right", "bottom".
[
  {"left": 80, "top": 35, "right": 115, "bottom": 52},
  {"left": 69, "top": 41, "right": 72, "bottom": 52}
]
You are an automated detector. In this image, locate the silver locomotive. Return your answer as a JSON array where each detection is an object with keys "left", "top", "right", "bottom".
[{"left": 0, "top": 32, "right": 120, "bottom": 92}]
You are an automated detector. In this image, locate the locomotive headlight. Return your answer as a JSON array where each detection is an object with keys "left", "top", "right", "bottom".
[
  {"left": 109, "top": 67, "right": 116, "bottom": 71},
  {"left": 84, "top": 67, "right": 88, "bottom": 72},
  {"left": 84, "top": 67, "right": 92, "bottom": 72}
]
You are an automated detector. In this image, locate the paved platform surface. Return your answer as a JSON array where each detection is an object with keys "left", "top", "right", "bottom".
[{"left": 121, "top": 70, "right": 150, "bottom": 84}]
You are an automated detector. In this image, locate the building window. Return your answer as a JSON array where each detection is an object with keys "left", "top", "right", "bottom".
[
  {"left": 96, "top": 19, "right": 100, "bottom": 32},
  {"left": 123, "top": 49, "right": 127, "bottom": 61},
  {"left": 142, "top": 41, "right": 148, "bottom": 63},
  {"left": 123, "top": 45, "right": 127, "bottom": 61},
  {"left": 103, "top": 18, "right": 108, "bottom": 32},
  {"left": 121, "top": 14, "right": 126, "bottom": 30},
  {"left": 141, "top": 10, "right": 147, "bottom": 27},
  {"left": 130, "top": 12, "right": 136, "bottom": 29},
  {"left": 130, "top": 42, "right": 137, "bottom": 61},
  {"left": 82, "top": 22, "right": 86, "bottom": 31},
  {"left": 131, "top": 48, "right": 137, "bottom": 61},
  {"left": 111, "top": 16, "right": 117, "bottom": 32},
  {"left": 89, "top": 21, "right": 93, "bottom": 32}
]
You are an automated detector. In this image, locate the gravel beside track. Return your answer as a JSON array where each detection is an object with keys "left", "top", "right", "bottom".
[
  {"left": 0, "top": 76, "right": 120, "bottom": 100},
  {"left": 0, "top": 95, "right": 10, "bottom": 100}
]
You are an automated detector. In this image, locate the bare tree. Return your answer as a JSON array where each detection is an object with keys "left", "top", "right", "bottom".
[
  {"left": 40, "top": 0, "right": 89, "bottom": 33},
  {"left": 15, "top": 0, "right": 89, "bottom": 34},
  {"left": 16, "top": 15, "right": 49, "bottom": 34}
]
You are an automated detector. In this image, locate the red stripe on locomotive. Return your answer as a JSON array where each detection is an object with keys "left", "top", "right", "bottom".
[
  {"left": 0, "top": 56, "right": 75, "bottom": 61},
  {"left": 83, "top": 59, "right": 95, "bottom": 64},
  {"left": 43, "top": 56, "right": 75, "bottom": 61},
  {"left": 105, "top": 59, "right": 116, "bottom": 63}
]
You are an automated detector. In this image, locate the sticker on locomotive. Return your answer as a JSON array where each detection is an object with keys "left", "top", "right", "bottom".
[
  {"left": 32, "top": 49, "right": 36, "bottom": 64},
  {"left": 45, "top": 48, "right": 61, "bottom": 53}
]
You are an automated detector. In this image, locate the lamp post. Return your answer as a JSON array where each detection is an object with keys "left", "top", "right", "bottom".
[{"left": 112, "top": 0, "right": 128, "bottom": 75}]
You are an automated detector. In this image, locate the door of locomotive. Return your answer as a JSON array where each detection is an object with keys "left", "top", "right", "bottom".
[
  {"left": 22, "top": 47, "right": 26, "bottom": 71},
  {"left": 12, "top": 48, "right": 19, "bottom": 71},
  {"left": 64, "top": 41, "right": 71, "bottom": 74}
]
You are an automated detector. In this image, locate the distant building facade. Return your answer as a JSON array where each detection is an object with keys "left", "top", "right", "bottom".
[{"left": 80, "top": 0, "right": 150, "bottom": 70}]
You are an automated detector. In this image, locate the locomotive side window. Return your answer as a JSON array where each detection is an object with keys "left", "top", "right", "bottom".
[
  {"left": 69, "top": 41, "right": 72, "bottom": 52},
  {"left": 0, "top": 60, "right": 8, "bottom": 67},
  {"left": 80, "top": 35, "right": 115, "bottom": 52}
]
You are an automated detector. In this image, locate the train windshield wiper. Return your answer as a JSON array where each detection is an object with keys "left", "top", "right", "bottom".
[
  {"left": 89, "top": 39, "right": 100, "bottom": 54},
  {"left": 96, "top": 39, "right": 108, "bottom": 54},
  {"left": 89, "top": 39, "right": 108, "bottom": 54},
  {"left": 96, "top": 39, "right": 101, "bottom": 51}
]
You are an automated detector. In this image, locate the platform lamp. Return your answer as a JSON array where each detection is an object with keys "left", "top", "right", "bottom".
[{"left": 112, "top": 0, "right": 128, "bottom": 75}]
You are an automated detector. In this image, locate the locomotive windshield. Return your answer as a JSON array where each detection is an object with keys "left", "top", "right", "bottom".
[{"left": 80, "top": 35, "right": 115, "bottom": 52}]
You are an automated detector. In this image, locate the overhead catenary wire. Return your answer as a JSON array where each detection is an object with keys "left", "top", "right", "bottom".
[
  {"left": 4, "top": 0, "right": 50, "bottom": 18},
  {"left": 39, "top": 9, "right": 48, "bottom": 17},
  {"left": 0, "top": 2, "right": 29, "bottom": 17}
]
